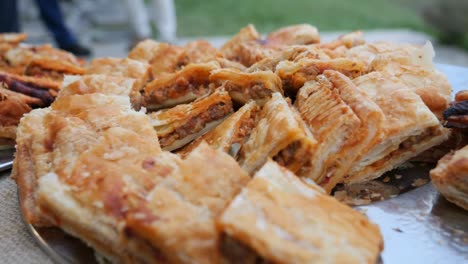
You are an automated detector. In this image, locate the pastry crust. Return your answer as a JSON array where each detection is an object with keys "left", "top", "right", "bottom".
[
  {"left": 86, "top": 57, "right": 150, "bottom": 108},
  {"left": 178, "top": 101, "right": 259, "bottom": 158},
  {"left": 125, "top": 143, "right": 250, "bottom": 263},
  {"left": 221, "top": 25, "right": 273, "bottom": 67},
  {"left": 59, "top": 75, "right": 135, "bottom": 98},
  {"left": 238, "top": 93, "right": 317, "bottom": 174},
  {"left": 143, "top": 62, "right": 219, "bottom": 110},
  {"left": 149, "top": 89, "right": 233, "bottom": 151},
  {"left": 128, "top": 39, "right": 185, "bottom": 77},
  {"left": 431, "top": 145, "right": 468, "bottom": 210},
  {"left": 346, "top": 71, "right": 450, "bottom": 183},
  {"left": 210, "top": 68, "right": 283, "bottom": 105},
  {"left": 218, "top": 160, "right": 383, "bottom": 264},
  {"left": 294, "top": 70, "right": 384, "bottom": 193},
  {"left": 180, "top": 40, "right": 223, "bottom": 64}
]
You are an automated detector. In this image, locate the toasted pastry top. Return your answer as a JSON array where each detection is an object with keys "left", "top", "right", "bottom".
[{"left": 219, "top": 160, "right": 383, "bottom": 264}]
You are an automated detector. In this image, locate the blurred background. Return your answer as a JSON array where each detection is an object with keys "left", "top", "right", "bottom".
[{"left": 12, "top": 0, "right": 468, "bottom": 66}]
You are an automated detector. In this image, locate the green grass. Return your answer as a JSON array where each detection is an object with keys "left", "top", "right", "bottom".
[{"left": 175, "top": 0, "right": 429, "bottom": 36}]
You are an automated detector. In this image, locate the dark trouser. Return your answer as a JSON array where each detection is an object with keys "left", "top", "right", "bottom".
[
  {"left": 0, "top": 0, "right": 20, "bottom": 32},
  {"left": 34, "top": 0, "right": 78, "bottom": 47}
]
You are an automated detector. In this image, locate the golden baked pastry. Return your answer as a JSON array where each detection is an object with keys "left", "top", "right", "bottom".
[
  {"left": 59, "top": 74, "right": 135, "bottom": 98},
  {"left": 13, "top": 23, "right": 455, "bottom": 263},
  {"left": 220, "top": 25, "right": 266, "bottom": 67},
  {"left": 238, "top": 93, "right": 317, "bottom": 174},
  {"left": 218, "top": 160, "right": 384, "bottom": 264},
  {"left": 149, "top": 89, "right": 233, "bottom": 151},
  {"left": 128, "top": 39, "right": 185, "bottom": 77},
  {"left": 143, "top": 62, "right": 219, "bottom": 110},
  {"left": 295, "top": 70, "right": 384, "bottom": 193},
  {"left": 178, "top": 101, "right": 259, "bottom": 158},
  {"left": 431, "top": 145, "right": 468, "bottom": 210},
  {"left": 86, "top": 57, "right": 150, "bottom": 108},
  {"left": 210, "top": 68, "right": 283, "bottom": 105},
  {"left": 125, "top": 143, "right": 250, "bottom": 263},
  {"left": 346, "top": 71, "right": 450, "bottom": 183}
]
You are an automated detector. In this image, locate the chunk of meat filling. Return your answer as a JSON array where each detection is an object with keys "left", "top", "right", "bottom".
[
  {"left": 159, "top": 102, "right": 232, "bottom": 147},
  {"left": 148, "top": 77, "right": 213, "bottom": 105}
]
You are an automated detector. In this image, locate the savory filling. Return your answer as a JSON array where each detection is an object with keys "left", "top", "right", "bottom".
[
  {"left": 146, "top": 78, "right": 213, "bottom": 105},
  {"left": 158, "top": 102, "right": 232, "bottom": 148},
  {"left": 273, "top": 140, "right": 312, "bottom": 173},
  {"left": 220, "top": 234, "right": 267, "bottom": 264},
  {"left": 369, "top": 126, "right": 440, "bottom": 169},
  {"left": 24, "top": 65, "right": 64, "bottom": 80},
  {"left": 224, "top": 82, "right": 272, "bottom": 100},
  {"left": 228, "top": 110, "right": 257, "bottom": 157}
]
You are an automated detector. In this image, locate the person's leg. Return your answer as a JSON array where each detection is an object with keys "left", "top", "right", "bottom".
[
  {"left": 34, "top": 0, "right": 77, "bottom": 47},
  {"left": 123, "top": 0, "right": 152, "bottom": 39},
  {"left": 0, "top": 0, "right": 20, "bottom": 33},
  {"left": 149, "top": 0, "right": 177, "bottom": 42}
]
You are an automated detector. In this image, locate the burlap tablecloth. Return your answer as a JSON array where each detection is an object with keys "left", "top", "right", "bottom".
[{"left": 0, "top": 172, "right": 53, "bottom": 264}]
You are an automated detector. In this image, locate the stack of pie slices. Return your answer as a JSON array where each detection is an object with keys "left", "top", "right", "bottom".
[
  {"left": 10, "top": 24, "right": 461, "bottom": 263},
  {"left": 0, "top": 33, "right": 85, "bottom": 142}
]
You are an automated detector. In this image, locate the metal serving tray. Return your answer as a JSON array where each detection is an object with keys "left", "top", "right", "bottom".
[{"left": 12, "top": 64, "right": 468, "bottom": 263}]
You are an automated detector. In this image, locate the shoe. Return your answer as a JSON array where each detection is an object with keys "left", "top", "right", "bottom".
[{"left": 59, "top": 43, "right": 92, "bottom": 57}]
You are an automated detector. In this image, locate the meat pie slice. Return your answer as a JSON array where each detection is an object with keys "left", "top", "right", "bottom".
[
  {"left": 275, "top": 57, "right": 365, "bottom": 96},
  {"left": 365, "top": 42, "right": 451, "bottom": 118},
  {"left": 149, "top": 89, "right": 233, "bottom": 151},
  {"left": 178, "top": 101, "right": 259, "bottom": 158},
  {"left": 265, "top": 24, "right": 320, "bottom": 46},
  {"left": 346, "top": 72, "right": 450, "bottom": 183},
  {"left": 218, "top": 160, "right": 383, "bottom": 264},
  {"left": 294, "top": 73, "right": 362, "bottom": 192},
  {"left": 238, "top": 93, "right": 317, "bottom": 175},
  {"left": 24, "top": 58, "right": 85, "bottom": 80},
  {"left": 128, "top": 39, "right": 185, "bottom": 77},
  {"left": 34, "top": 126, "right": 169, "bottom": 262},
  {"left": 86, "top": 57, "right": 151, "bottom": 108},
  {"left": 431, "top": 145, "right": 468, "bottom": 211},
  {"left": 125, "top": 143, "right": 250, "bottom": 263},
  {"left": 210, "top": 68, "right": 283, "bottom": 105},
  {"left": 143, "top": 62, "right": 219, "bottom": 110}
]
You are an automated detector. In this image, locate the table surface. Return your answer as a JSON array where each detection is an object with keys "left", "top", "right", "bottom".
[{"left": 0, "top": 64, "right": 467, "bottom": 264}]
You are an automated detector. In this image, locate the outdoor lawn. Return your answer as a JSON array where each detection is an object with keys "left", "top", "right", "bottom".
[{"left": 174, "top": 0, "right": 429, "bottom": 36}]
